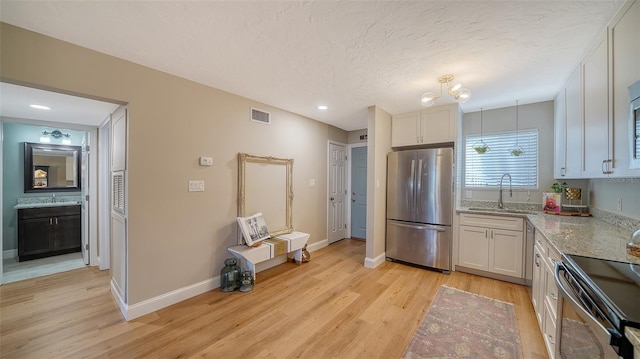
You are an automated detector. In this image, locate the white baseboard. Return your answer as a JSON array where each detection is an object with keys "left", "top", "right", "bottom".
[
  {"left": 307, "top": 239, "right": 328, "bottom": 252},
  {"left": 364, "top": 252, "right": 386, "bottom": 268},
  {"left": 110, "top": 239, "right": 330, "bottom": 322},
  {"left": 3, "top": 249, "right": 17, "bottom": 260},
  {"left": 110, "top": 278, "right": 128, "bottom": 319},
  {"left": 119, "top": 276, "right": 220, "bottom": 321}
]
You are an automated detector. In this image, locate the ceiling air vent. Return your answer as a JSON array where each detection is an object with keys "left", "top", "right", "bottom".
[{"left": 251, "top": 108, "right": 271, "bottom": 125}]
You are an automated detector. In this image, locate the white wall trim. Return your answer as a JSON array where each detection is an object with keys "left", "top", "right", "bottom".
[
  {"left": 111, "top": 239, "right": 333, "bottom": 321},
  {"left": 364, "top": 252, "right": 386, "bottom": 268},
  {"left": 3, "top": 249, "right": 17, "bottom": 260},
  {"left": 110, "top": 278, "right": 128, "bottom": 319},
  {"left": 114, "top": 276, "right": 220, "bottom": 321},
  {"left": 307, "top": 238, "right": 328, "bottom": 252}
]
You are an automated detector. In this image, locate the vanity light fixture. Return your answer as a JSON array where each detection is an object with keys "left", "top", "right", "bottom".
[
  {"left": 42, "top": 129, "right": 71, "bottom": 139},
  {"left": 421, "top": 74, "right": 471, "bottom": 107},
  {"left": 41, "top": 129, "right": 71, "bottom": 143},
  {"left": 30, "top": 104, "right": 51, "bottom": 110}
]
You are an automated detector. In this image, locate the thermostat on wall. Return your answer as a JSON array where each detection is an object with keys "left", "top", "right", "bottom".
[{"left": 199, "top": 157, "right": 213, "bottom": 166}]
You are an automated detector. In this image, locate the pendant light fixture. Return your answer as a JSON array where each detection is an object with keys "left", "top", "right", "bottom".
[
  {"left": 472, "top": 108, "right": 490, "bottom": 154},
  {"left": 509, "top": 100, "right": 525, "bottom": 157}
]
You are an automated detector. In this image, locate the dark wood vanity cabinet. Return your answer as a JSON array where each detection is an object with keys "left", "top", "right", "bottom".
[{"left": 18, "top": 205, "right": 81, "bottom": 261}]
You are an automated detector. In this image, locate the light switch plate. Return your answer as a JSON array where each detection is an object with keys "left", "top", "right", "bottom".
[
  {"left": 199, "top": 157, "right": 213, "bottom": 166},
  {"left": 188, "top": 180, "right": 205, "bottom": 192},
  {"left": 309, "top": 179, "right": 316, "bottom": 187},
  {"left": 465, "top": 190, "right": 473, "bottom": 199}
]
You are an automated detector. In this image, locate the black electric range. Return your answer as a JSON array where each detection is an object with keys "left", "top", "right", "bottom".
[{"left": 565, "top": 255, "right": 640, "bottom": 330}]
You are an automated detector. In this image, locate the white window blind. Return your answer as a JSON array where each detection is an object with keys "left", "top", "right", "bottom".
[{"left": 465, "top": 129, "right": 538, "bottom": 189}]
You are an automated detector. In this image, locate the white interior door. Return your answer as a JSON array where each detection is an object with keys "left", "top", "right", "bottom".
[
  {"left": 81, "top": 133, "right": 89, "bottom": 265},
  {"left": 328, "top": 142, "right": 347, "bottom": 244}
]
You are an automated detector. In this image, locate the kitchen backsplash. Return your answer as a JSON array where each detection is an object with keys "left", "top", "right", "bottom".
[{"left": 460, "top": 199, "right": 640, "bottom": 231}]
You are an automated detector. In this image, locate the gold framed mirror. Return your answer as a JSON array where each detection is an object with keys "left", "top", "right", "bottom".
[{"left": 238, "top": 153, "right": 293, "bottom": 242}]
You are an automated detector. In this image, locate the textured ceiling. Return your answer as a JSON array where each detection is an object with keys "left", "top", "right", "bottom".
[{"left": 0, "top": 1, "right": 625, "bottom": 131}]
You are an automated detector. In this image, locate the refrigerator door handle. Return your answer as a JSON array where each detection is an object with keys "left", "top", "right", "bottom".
[{"left": 390, "top": 222, "right": 447, "bottom": 232}]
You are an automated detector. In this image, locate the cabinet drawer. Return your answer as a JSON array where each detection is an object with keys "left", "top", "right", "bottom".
[
  {"left": 18, "top": 205, "right": 81, "bottom": 220},
  {"left": 460, "top": 213, "right": 523, "bottom": 231}
]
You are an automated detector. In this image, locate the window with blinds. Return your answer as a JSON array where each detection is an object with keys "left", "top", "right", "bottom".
[{"left": 464, "top": 129, "right": 538, "bottom": 189}]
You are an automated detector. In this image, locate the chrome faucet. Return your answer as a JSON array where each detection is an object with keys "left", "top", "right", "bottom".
[
  {"left": 52, "top": 193, "right": 56, "bottom": 203},
  {"left": 498, "top": 173, "right": 512, "bottom": 209}
]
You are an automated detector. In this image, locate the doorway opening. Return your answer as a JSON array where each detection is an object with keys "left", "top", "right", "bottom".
[{"left": 0, "top": 82, "right": 120, "bottom": 285}]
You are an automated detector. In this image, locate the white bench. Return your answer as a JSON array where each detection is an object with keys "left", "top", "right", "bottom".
[{"left": 228, "top": 231, "right": 310, "bottom": 281}]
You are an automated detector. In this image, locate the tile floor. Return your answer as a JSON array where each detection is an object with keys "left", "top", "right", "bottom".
[{"left": 2, "top": 252, "right": 86, "bottom": 284}]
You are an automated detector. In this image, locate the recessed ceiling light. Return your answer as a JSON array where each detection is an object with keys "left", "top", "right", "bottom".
[
  {"left": 317, "top": 105, "right": 328, "bottom": 110},
  {"left": 30, "top": 104, "right": 51, "bottom": 110}
]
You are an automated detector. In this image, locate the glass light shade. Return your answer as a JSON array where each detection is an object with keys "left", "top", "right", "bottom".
[
  {"left": 457, "top": 88, "right": 471, "bottom": 103},
  {"left": 448, "top": 82, "right": 462, "bottom": 95},
  {"left": 421, "top": 92, "right": 436, "bottom": 107}
]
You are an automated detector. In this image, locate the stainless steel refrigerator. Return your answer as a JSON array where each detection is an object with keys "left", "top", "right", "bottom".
[{"left": 386, "top": 147, "right": 453, "bottom": 272}]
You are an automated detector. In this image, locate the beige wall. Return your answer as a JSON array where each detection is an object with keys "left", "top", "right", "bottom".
[
  {"left": 590, "top": 179, "right": 640, "bottom": 219},
  {"left": 365, "top": 106, "right": 391, "bottom": 264},
  {"left": 347, "top": 129, "right": 367, "bottom": 144},
  {"left": 0, "top": 23, "right": 347, "bottom": 304}
]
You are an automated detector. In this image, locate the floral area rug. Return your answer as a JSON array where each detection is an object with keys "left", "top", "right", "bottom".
[{"left": 403, "top": 285, "right": 522, "bottom": 359}]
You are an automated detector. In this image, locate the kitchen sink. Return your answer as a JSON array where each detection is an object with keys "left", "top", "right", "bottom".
[{"left": 467, "top": 207, "right": 533, "bottom": 215}]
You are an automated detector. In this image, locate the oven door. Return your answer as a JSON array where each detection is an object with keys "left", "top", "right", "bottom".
[{"left": 555, "top": 262, "right": 622, "bottom": 359}]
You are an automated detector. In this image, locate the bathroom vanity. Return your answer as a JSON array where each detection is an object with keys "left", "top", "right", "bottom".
[{"left": 17, "top": 204, "right": 81, "bottom": 261}]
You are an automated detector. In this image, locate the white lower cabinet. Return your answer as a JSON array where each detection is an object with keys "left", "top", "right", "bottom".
[
  {"left": 458, "top": 213, "right": 524, "bottom": 279},
  {"left": 531, "top": 230, "right": 561, "bottom": 359}
]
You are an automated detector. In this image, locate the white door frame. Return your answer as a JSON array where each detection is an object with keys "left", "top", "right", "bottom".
[
  {"left": 0, "top": 121, "right": 4, "bottom": 285},
  {"left": 98, "top": 118, "right": 111, "bottom": 270},
  {"left": 346, "top": 143, "right": 367, "bottom": 240},
  {"left": 327, "top": 140, "right": 347, "bottom": 244}
]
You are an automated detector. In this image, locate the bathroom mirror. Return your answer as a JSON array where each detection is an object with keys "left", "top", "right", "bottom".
[
  {"left": 24, "top": 142, "right": 82, "bottom": 193},
  {"left": 238, "top": 153, "right": 293, "bottom": 242}
]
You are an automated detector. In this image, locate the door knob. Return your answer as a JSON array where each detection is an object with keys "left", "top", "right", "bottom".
[{"left": 330, "top": 197, "right": 334, "bottom": 201}]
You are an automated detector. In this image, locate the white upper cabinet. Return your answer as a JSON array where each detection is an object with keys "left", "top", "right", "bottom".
[
  {"left": 582, "top": 29, "right": 612, "bottom": 178},
  {"left": 611, "top": 0, "right": 640, "bottom": 176},
  {"left": 392, "top": 104, "right": 457, "bottom": 147},
  {"left": 554, "top": 0, "right": 640, "bottom": 178},
  {"left": 555, "top": 65, "right": 583, "bottom": 179}
]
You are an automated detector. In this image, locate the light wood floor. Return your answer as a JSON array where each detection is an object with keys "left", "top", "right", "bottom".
[{"left": 0, "top": 239, "right": 547, "bottom": 358}]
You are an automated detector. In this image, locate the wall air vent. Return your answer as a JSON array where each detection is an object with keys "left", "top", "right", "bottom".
[
  {"left": 251, "top": 108, "right": 271, "bottom": 125},
  {"left": 113, "top": 171, "right": 125, "bottom": 214}
]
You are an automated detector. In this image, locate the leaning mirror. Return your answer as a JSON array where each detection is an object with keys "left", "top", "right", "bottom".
[
  {"left": 238, "top": 153, "right": 293, "bottom": 243},
  {"left": 24, "top": 142, "right": 82, "bottom": 193}
]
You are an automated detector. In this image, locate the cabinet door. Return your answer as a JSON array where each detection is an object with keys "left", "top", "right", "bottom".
[
  {"left": 489, "top": 229, "right": 524, "bottom": 277},
  {"left": 532, "top": 244, "right": 545, "bottom": 328},
  {"left": 565, "top": 65, "right": 583, "bottom": 178},
  {"left": 18, "top": 217, "right": 53, "bottom": 257},
  {"left": 554, "top": 89, "right": 567, "bottom": 178},
  {"left": 54, "top": 215, "right": 82, "bottom": 251},
  {"left": 391, "top": 112, "right": 419, "bottom": 147},
  {"left": 458, "top": 225, "right": 489, "bottom": 271},
  {"left": 420, "top": 105, "right": 455, "bottom": 144},
  {"left": 583, "top": 30, "right": 611, "bottom": 178},
  {"left": 611, "top": 1, "right": 640, "bottom": 175}
]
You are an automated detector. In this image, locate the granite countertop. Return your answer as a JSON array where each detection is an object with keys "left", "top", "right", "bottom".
[
  {"left": 526, "top": 213, "right": 640, "bottom": 265},
  {"left": 458, "top": 206, "right": 638, "bottom": 265},
  {"left": 14, "top": 202, "right": 81, "bottom": 210}
]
